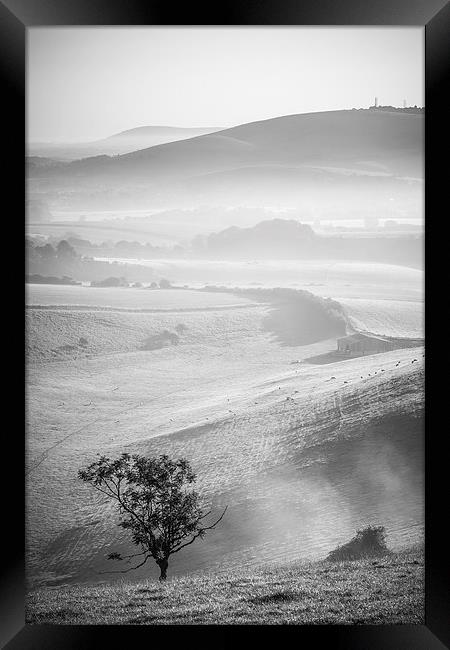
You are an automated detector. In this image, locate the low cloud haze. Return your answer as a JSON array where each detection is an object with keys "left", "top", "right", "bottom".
[
  {"left": 27, "top": 27, "right": 423, "bottom": 143},
  {"left": 25, "top": 27, "right": 424, "bottom": 625}
]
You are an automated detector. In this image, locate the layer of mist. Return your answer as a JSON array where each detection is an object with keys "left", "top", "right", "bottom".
[
  {"left": 27, "top": 109, "right": 423, "bottom": 218},
  {"left": 28, "top": 125, "right": 225, "bottom": 161}
]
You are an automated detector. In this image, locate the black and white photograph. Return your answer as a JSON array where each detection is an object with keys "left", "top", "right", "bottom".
[{"left": 24, "top": 25, "right": 426, "bottom": 626}]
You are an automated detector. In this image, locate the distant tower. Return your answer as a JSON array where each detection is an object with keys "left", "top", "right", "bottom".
[
  {"left": 374, "top": 96, "right": 378, "bottom": 108},
  {"left": 403, "top": 99, "right": 407, "bottom": 109}
]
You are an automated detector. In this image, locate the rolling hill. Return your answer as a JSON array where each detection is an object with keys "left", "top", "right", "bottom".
[
  {"left": 27, "top": 125, "right": 225, "bottom": 161},
  {"left": 26, "top": 286, "right": 424, "bottom": 589},
  {"left": 27, "top": 109, "right": 424, "bottom": 214}
]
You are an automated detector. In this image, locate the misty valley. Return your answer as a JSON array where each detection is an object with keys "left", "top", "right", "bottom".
[{"left": 26, "top": 106, "right": 424, "bottom": 625}]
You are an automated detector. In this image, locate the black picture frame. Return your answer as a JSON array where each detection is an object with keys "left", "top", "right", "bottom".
[{"left": 3, "top": 0, "right": 449, "bottom": 647}]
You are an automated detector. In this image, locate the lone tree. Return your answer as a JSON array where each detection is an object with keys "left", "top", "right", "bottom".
[{"left": 78, "top": 453, "right": 226, "bottom": 581}]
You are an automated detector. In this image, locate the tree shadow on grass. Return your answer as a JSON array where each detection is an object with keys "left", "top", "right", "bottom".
[
  {"left": 247, "top": 590, "right": 297, "bottom": 604},
  {"left": 261, "top": 301, "right": 346, "bottom": 347}
]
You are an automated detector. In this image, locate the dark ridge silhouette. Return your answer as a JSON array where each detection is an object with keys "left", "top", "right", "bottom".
[
  {"left": 27, "top": 109, "right": 423, "bottom": 215},
  {"left": 32, "top": 109, "right": 423, "bottom": 181}
]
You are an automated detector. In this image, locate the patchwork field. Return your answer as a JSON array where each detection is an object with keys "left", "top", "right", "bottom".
[
  {"left": 92, "top": 259, "right": 423, "bottom": 300},
  {"left": 26, "top": 280, "right": 424, "bottom": 591}
]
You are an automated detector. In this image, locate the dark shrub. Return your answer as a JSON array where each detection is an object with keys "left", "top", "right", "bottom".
[
  {"left": 141, "top": 331, "right": 179, "bottom": 350},
  {"left": 90, "top": 276, "right": 128, "bottom": 288},
  {"left": 326, "top": 526, "right": 390, "bottom": 562}
]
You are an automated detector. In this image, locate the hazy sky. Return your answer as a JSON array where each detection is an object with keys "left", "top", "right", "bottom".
[{"left": 27, "top": 27, "right": 424, "bottom": 143}]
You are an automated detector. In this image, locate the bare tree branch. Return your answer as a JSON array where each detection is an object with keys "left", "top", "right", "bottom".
[
  {"left": 98, "top": 554, "right": 151, "bottom": 574},
  {"left": 171, "top": 507, "right": 228, "bottom": 554},
  {"left": 110, "top": 549, "right": 148, "bottom": 564},
  {"left": 198, "top": 510, "right": 212, "bottom": 520},
  {"left": 202, "top": 506, "right": 228, "bottom": 531}
]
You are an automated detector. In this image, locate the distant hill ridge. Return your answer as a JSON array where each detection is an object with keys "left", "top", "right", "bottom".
[
  {"left": 104, "top": 125, "right": 225, "bottom": 140},
  {"left": 28, "top": 125, "right": 225, "bottom": 160},
  {"left": 31, "top": 109, "right": 423, "bottom": 176},
  {"left": 27, "top": 108, "right": 424, "bottom": 213}
]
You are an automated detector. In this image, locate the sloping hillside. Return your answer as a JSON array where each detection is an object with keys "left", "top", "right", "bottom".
[
  {"left": 28, "top": 125, "right": 224, "bottom": 160},
  {"left": 27, "top": 546, "right": 424, "bottom": 625},
  {"left": 26, "top": 288, "right": 423, "bottom": 589},
  {"left": 27, "top": 110, "right": 423, "bottom": 213},
  {"left": 43, "top": 110, "right": 424, "bottom": 180}
]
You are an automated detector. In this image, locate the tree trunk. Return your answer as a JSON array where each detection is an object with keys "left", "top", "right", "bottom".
[{"left": 158, "top": 558, "right": 168, "bottom": 581}]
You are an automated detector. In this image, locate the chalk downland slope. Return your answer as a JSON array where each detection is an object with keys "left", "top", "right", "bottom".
[
  {"left": 26, "top": 286, "right": 424, "bottom": 589},
  {"left": 27, "top": 546, "right": 424, "bottom": 625},
  {"left": 28, "top": 125, "right": 225, "bottom": 161},
  {"left": 27, "top": 110, "right": 423, "bottom": 211},
  {"left": 36, "top": 110, "right": 424, "bottom": 181}
]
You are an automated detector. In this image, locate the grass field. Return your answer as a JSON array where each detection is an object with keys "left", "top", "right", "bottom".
[
  {"left": 26, "top": 285, "right": 256, "bottom": 310},
  {"left": 25, "top": 280, "right": 424, "bottom": 595},
  {"left": 339, "top": 297, "right": 423, "bottom": 339},
  {"left": 90, "top": 259, "right": 423, "bottom": 300},
  {"left": 26, "top": 547, "right": 424, "bottom": 625}
]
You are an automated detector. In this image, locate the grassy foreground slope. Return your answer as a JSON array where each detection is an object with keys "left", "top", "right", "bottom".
[
  {"left": 26, "top": 287, "right": 424, "bottom": 589},
  {"left": 27, "top": 547, "right": 423, "bottom": 625}
]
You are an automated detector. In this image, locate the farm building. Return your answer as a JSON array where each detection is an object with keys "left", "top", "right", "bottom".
[{"left": 336, "top": 333, "right": 393, "bottom": 356}]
